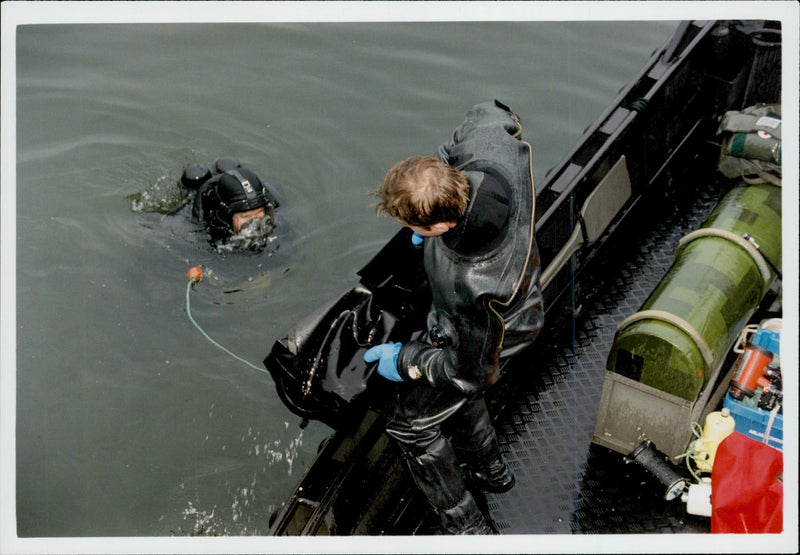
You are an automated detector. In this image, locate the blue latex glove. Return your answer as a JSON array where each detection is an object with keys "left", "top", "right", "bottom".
[
  {"left": 364, "top": 342, "right": 403, "bottom": 382},
  {"left": 411, "top": 232, "right": 425, "bottom": 246}
]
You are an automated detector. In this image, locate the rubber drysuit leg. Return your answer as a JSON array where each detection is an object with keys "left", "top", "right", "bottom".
[
  {"left": 388, "top": 422, "right": 492, "bottom": 534},
  {"left": 384, "top": 390, "right": 493, "bottom": 534},
  {"left": 449, "top": 397, "right": 516, "bottom": 493}
]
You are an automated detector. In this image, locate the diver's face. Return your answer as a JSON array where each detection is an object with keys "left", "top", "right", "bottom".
[
  {"left": 221, "top": 206, "right": 275, "bottom": 253},
  {"left": 232, "top": 206, "right": 267, "bottom": 231}
]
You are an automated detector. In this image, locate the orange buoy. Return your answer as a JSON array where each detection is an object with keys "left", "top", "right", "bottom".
[{"left": 187, "top": 267, "right": 203, "bottom": 282}]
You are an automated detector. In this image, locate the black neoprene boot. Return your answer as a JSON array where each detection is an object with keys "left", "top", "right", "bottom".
[
  {"left": 458, "top": 436, "right": 516, "bottom": 494},
  {"left": 440, "top": 490, "right": 494, "bottom": 535}
]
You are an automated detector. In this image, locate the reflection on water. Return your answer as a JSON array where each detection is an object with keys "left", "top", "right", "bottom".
[{"left": 13, "top": 18, "right": 679, "bottom": 536}]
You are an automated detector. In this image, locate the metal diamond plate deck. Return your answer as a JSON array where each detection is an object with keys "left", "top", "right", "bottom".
[{"left": 484, "top": 187, "right": 722, "bottom": 534}]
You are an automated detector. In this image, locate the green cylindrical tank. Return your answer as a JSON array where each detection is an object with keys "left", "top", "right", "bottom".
[{"left": 607, "top": 183, "right": 781, "bottom": 401}]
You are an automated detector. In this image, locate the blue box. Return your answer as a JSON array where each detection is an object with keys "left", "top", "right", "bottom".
[{"left": 723, "top": 392, "right": 783, "bottom": 451}]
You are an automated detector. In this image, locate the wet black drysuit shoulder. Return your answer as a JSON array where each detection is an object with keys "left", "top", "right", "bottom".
[{"left": 396, "top": 100, "right": 544, "bottom": 396}]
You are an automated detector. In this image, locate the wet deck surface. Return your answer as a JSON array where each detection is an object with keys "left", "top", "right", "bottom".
[{"left": 484, "top": 186, "right": 721, "bottom": 534}]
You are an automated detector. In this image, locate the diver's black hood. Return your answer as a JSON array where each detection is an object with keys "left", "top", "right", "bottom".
[
  {"left": 194, "top": 167, "right": 277, "bottom": 242},
  {"left": 215, "top": 168, "right": 270, "bottom": 214}
]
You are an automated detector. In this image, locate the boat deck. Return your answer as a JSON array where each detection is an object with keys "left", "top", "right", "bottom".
[
  {"left": 269, "top": 175, "right": 758, "bottom": 537},
  {"left": 451, "top": 182, "right": 723, "bottom": 534}
]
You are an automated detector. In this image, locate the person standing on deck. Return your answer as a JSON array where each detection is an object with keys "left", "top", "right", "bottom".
[{"left": 365, "top": 100, "right": 544, "bottom": 534}]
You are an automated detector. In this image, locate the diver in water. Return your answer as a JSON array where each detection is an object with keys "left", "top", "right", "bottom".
[{"left": 181, "top": 157, "right": 279, "bottom": 251}]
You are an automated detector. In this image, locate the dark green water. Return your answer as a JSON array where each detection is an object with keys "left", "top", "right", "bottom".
[{"left": 12, "top": 17, "right": 680, "bottom": 537}]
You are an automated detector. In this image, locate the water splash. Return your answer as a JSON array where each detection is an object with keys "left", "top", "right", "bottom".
[
  {"left": 179, "top": 501, "right": 222, "bottom": 536},
  {"left": 174, "top": 422, "right": 306, "bottom": 535},
  {"left": 129, "top": 173, "right": 189, "bottom": 214},
  {"left": 245, "top": 424, "right": 305, "bottom": 477},
  {"left": 230, "top": 475, "right": 258, "bottom": 524},
  {"left": 216, "top": 215, "right": 277, "bottom": 254}
]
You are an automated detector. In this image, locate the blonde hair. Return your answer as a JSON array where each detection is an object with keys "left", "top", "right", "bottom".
[{"left": 373, "top": 156, "right": 469, "bottom": 227}]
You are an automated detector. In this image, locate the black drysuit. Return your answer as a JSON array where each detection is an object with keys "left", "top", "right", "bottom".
[{"left": 381, "top": 100, "right": 544, "bottom": 531}]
